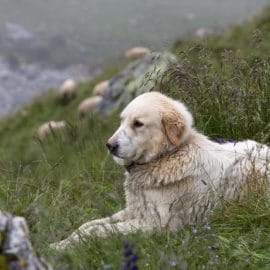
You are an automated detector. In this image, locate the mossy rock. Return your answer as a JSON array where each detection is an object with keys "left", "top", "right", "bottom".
[{"left": 97, "top": 51, "right": 177, "bottom": 115}]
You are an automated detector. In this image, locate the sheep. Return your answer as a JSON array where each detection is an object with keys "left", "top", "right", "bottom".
[
  {"left": 92, "top": 80, "right": 109, "bottom": 96},
  {"left": 58, "top": 79, "right": 77, "bottom": 104},
  {"left": 124, "top": 47, "right": 151, "bottom": 61},
  {"left": 37, "top": 121, "right": 66, "bottom": 140},
  {"left": 78, "top": 96, "right": 103, "bottom": 118}
]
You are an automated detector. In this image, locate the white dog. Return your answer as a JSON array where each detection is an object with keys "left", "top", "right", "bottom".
[{"left": 52, "top": 91, "right": 270, "bottom": 250}]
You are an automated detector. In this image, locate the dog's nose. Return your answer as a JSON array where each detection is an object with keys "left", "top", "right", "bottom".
[{"left": 106, "top": 140, "right": 119, "bottom": 155}]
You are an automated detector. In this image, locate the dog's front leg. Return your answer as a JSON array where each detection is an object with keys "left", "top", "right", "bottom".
[
  {"left": 76, "top": 209, "right": 130, "bottom": 230},
  {"left": 50, "top": 209, "right": 130, "bottom": 250},
  {"left": 50, "top": 219, "right": 153, "bottom": 250},
  {"left": 51, "top": 218, "right": 150, "bottom": 250},
  {"left": 84, "top": 218, "right": 151, "bottom": 237}
]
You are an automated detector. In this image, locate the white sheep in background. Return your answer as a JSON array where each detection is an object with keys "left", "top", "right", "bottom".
[
  {"left": 37, "top": 121, "right": 66, "bottom": 140},
  {"left": 78, "top": 96, "right": 102, "bottom": 118},
  {"left": 124, "top": 47, "right": 151, "bottom": 61},
  {"left": 58, "top": 79, "right": 77, "bottom": 104},
  {"left": 92, "top": 80, "right": 109, "bottom": 96}
]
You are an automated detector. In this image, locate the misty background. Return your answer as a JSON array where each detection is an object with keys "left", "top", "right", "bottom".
[{"left": 0, "top": 0, "right": 269, "bottom": 116}]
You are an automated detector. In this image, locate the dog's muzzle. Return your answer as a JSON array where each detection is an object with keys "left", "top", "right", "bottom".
[{"left": 106, "top": 140, "right": 119, "bottom": 156}]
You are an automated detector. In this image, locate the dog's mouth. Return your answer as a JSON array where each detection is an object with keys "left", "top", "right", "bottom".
[
  {"left": 106, "top": 142, "right": 133, "bottom": 159},
  {"left": 108, "top": 147, "right": 126, "bottom": 160},
  {"left": 113, "top": 149, "right": 149, "bottom": 167},
  {"left": 111, "top": 147, "right": 140, "bottom": 166},
  {"left": 106, "top": 139, "right": 146, "bottom": 166},
  {"left": 112, "top": 155, "right": 134, "bottom": 166}
]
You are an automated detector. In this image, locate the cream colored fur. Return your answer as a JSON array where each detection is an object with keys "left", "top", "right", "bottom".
[{"left": 51, "top": 92, "right": 270, "bottom": 250}]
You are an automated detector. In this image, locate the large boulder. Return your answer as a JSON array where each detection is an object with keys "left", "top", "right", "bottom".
[
  {"left": 96, "top": 51, "right": 176, "bottom": 116},
  {"left": 0, "top": 210, "right": 52, "bottom": 270}
]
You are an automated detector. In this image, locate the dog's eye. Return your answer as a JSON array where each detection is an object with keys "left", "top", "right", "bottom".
[{"left": 133, "top": 120, "right": 144, "bottom": 128}]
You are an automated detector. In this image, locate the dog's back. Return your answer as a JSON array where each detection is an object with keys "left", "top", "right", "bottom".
[{"left": 124, "top": 135, "right": 270, "bottom": 231}]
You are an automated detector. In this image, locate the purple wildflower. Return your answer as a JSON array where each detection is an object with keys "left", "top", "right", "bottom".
[
  {"left": 213, "top": 138, "right": 237, "bottom": 144},
  {"left": 212, "top": 138, "right": 227, "bottom": 144},
  {"left": 122, "top": 243, "right": 139, "bottom": 270}
]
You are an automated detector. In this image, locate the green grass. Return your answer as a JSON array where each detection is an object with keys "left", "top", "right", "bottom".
[{"left": 1, "top": 8, "right": 270, "bottom": 270}]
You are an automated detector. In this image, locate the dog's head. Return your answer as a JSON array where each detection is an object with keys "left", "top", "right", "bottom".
[{"left": 106, "top": 92, "right": 193, "bottom": 166}]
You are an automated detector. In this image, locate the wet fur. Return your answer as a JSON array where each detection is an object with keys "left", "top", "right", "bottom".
[{"left": 51, "top": 92, "right": 270, "bottom": 250}]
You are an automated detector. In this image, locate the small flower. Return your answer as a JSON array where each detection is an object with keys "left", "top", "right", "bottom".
[
  {"left": 212, "top": 138, "right": 237, "bottom": 144},
  {"left": 169, "top": 261, "right": 177, "bottom": 267},
  {"left": 212, "top": 138, "right": 227, "bottom": 144},
  {"left": 122, "top": 243, "right": 139, "bottom": 270},
  {"left": 103, "top": 264, "right": 112, "bottom": 270},
  {"left": 203, "top": 223, "right": 211, "bottom": 231}
]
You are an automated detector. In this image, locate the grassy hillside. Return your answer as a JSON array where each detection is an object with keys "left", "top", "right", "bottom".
[{"left": 1, "top": 8, "right": 270, "bottom": 270}]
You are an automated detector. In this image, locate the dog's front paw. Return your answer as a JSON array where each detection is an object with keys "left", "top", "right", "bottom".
[
  {"left": 49, "top": 225, "right": 107, "bottom": 250},
  {"left": 49, "top": 241, "right": 67, "bottom": 251},
  {"left": 49, "top": 238, "right": 74, "bottom": 251}
]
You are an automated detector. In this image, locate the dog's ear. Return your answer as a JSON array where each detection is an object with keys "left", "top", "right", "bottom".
[{"left": 162, "top": 110, "right": 186, "bottom": 145}]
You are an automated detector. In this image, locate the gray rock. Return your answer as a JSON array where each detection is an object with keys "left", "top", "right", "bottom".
[
  {"left": 0, "top": 210, "right": 52, "bottom": 270},
  {"left": 97, "top": 51, "right": 176, "bottom": 115}
]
